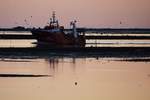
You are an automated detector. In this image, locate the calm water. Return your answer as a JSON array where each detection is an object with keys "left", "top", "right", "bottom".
[
  {"left": 0, "top": 57, "right": 150, "bottom": 100},
  {"left": 1, "top": 31, "right": 150, "bottom": 47},
  {"left": 0, "top": 31, "right": 150, "bottom": 100}
]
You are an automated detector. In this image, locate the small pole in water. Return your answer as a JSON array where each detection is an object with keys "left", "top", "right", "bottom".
[{"left": 75, "top": 82, "right": 77, "bottom": 85}]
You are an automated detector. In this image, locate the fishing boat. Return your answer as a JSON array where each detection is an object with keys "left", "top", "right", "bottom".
[{"left": 31, "top": 12, "right": 85, "bottom": 47}]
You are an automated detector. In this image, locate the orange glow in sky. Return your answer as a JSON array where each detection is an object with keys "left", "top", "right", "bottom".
[{"left": 0, "top": 0, "right": 150, "bottom": 28}]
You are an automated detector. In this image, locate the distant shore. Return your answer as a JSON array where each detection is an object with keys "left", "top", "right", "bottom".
[{"left": 0, "top": 26, "right": 31, "bottom": 31}]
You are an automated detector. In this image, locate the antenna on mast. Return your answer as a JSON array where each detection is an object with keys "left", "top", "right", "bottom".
[
  {"left": 50, "top": 11, "right": 59, "bottom": 28},
  {"left": 52, "top": 11, "right": 56, "bottom": 23}
]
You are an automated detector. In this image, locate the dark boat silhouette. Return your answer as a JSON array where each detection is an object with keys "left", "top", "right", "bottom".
[{"left": 31, "top": 12, "right": 85, "bottom": 47}]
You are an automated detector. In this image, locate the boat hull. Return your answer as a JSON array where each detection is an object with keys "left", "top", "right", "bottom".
[{"left": 31, "top": 29, "right": 85, "bottom": 47}]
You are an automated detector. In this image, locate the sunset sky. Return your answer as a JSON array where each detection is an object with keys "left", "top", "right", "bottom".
[{"left": 0, "top": 0, "right": 150, "bottom": 28}]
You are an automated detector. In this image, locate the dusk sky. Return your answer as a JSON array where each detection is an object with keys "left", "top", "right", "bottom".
[{"left": 0, "top": 0, "right": 150, "bottom": 28}]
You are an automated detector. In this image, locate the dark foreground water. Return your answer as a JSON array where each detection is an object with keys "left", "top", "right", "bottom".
[{"left": 0, "top": 31, "right": 150, "bottom": 100}]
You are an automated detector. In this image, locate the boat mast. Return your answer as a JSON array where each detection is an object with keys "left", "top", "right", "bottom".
[
  {"left": 70, "top": 20, "right": 78, "bottom": 38},
  {"left": 50, "top": 11, "right": 59, "bottom": 28},
  {"left": 52, "top": 11, "right": 56, "bottom": 23}
]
